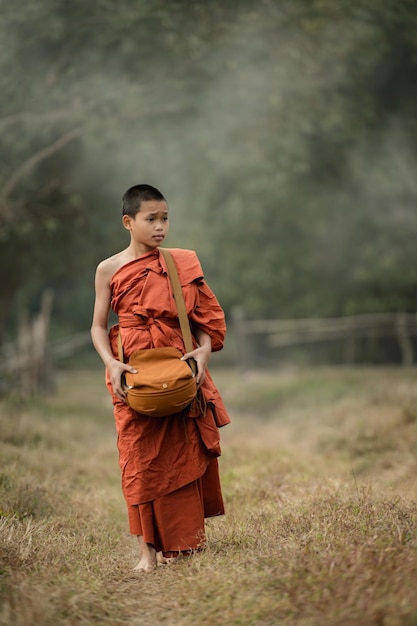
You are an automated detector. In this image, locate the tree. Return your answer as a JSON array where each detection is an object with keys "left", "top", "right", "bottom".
[{"left": 1, "top": 0, "right": 417, "bottom": 350}]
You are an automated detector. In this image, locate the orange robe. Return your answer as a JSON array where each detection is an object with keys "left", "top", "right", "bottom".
[{"left": 106, "top": 248, "right": 230, "bottom": 555}]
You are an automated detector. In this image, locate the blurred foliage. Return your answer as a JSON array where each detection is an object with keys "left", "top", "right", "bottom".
[{"left": 1, "top": 0, "right": 417, "bottom": 342}]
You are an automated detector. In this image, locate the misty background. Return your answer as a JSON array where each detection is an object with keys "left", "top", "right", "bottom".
[{"left": 1, "top": 0, "right": 417, "bottom": 367}]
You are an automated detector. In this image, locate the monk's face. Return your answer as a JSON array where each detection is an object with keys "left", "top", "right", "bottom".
[{"left": 123, "top": 200, "right": 169, "bottom": 251}]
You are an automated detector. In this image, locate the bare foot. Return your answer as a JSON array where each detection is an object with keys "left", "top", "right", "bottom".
[
  {"left": 156, "top": 552, "right": 171, "bottom": 565},
  {"left": 158, "top": 550, "right": 194, "bottom": 565},
  {"left": 133, "top": 537, "right": 157, "bottom": 573},
  {"left": 133, "top": 558, "right": 156, "bottom": 573}
]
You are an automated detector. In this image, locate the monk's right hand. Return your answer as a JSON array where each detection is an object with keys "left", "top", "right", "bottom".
[{"left": 107, "top": 359, "right": 137, "bottom": 402}]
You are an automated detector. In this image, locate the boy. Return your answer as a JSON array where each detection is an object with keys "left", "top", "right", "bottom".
[{"left": 91, "top": 184, "right": 230, "bottom": 572}]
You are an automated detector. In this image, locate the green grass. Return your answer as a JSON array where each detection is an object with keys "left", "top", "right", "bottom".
[
  {"left": 1, "top": 367, "right": 417, "bottom": 625},
  {"left": 217, "top": 366, "right": 371, "bottom": 415}
]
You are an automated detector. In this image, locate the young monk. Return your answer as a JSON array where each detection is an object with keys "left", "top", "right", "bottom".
[{"left": 91, "top": 183, "right": 230, "bottom": 572}]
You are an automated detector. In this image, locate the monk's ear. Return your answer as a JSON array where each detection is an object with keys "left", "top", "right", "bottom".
[{"left": 122, "top": 215, "right": 132, "bottom": 231}]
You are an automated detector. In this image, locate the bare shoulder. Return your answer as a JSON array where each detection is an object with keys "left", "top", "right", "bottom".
[{"left": 95, "top": 249, "right": 130, "bottom": 283}]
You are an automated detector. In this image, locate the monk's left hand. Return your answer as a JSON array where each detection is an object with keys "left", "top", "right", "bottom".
[{"left": 182, "top": 345, "right": 211, "bottom": 387}]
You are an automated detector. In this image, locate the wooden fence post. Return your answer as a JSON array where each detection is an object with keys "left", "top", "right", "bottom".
[
  {"left": 16, "top": 289, "right": 55, "bottom": 396},
  {"left": 17, "top": 309, "right": 33, "bottom": 396},
  {"left": 395, "top": 312, "right": 414, "bottom": 366}
]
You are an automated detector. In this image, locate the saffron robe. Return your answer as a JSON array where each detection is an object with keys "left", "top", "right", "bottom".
[{"left": 106, "top": 248, "right": 230, "bottom": 553}]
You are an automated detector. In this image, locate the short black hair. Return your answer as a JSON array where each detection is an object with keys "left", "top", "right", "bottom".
[{"left": 122, "top": 184, "right": 166, "bottom": 217}]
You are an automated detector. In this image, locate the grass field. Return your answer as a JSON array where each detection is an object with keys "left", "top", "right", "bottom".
[{"left": 1, "top": 366, "right": 417, "bottom": 625}]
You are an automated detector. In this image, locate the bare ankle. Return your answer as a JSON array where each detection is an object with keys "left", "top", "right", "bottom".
[{"left": 133, "top": 536, "right": 157, "bottom": 572}]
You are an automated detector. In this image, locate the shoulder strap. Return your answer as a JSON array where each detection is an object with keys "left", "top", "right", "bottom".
[{"left": 159, "top": 248, "right": 197, "bottom": 375}]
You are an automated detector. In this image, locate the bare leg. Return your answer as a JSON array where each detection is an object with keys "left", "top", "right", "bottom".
[{"left": 133, "top": 536, "right": 157, "bottom": 572}]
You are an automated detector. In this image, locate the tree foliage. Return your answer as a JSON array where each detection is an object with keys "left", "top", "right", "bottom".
[{"left": 1, "top": 0, "right": 417, "bottom": 342}]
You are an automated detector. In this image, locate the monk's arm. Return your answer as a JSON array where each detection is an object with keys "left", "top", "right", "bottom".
[
  {"left": 182, "top": 326, "right": 212, "bottom": 386},
  {"left": 91, "top": 263, "right": 136, "bottom": 401},
  {"left": 193, "top": 326, "right": 212, "bottom": 354}
]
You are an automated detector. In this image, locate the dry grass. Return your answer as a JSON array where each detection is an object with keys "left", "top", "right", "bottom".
[{"left": 1, "top": 366, "right": 417, "bottom": 625}]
